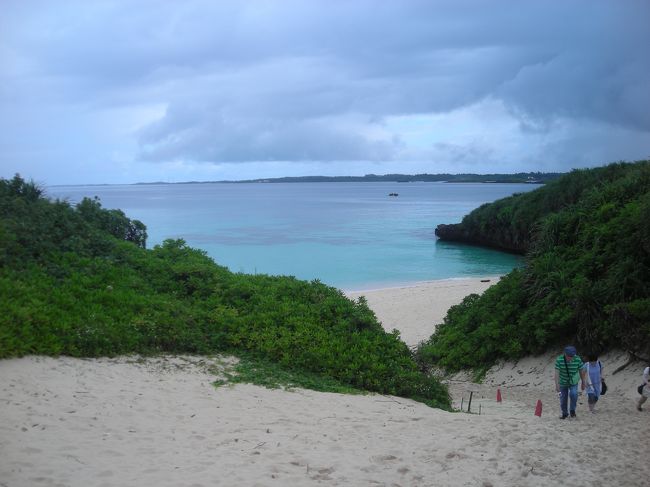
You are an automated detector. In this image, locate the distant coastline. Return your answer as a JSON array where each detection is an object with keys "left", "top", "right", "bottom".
[
  {"left": 132, "top": 172, "right": 561, "bottom": 186},
  {"left": 47, "top": 172, "right": 563, "bottom": 188}
]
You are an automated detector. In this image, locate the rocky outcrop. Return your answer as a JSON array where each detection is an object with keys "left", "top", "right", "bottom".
[{"left": 434, "top": 223, "right": 527, "bottom": 255}]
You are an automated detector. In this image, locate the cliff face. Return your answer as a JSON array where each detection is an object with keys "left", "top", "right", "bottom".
[{"left": 434, "top": 223, "right": 528, "bottom": 254}]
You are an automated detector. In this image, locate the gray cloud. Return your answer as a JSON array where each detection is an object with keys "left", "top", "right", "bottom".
[
  {"left": 1, "top": 0, "right": 649, "bottom": 183},
  {"left": 138, "top": 107, "right": 401, "bottom": 162}
]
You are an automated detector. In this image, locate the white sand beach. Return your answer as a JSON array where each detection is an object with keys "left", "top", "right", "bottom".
[
  {"left": 2, "top": 278, "right": 649, "bottom": 486},
  {"left": 346, "top": 277, "right": 501, "bottom": 348}
]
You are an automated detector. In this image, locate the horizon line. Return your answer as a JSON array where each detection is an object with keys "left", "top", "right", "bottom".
[{"left": 45, "top": 170, "right": 564, "bottom": 187}]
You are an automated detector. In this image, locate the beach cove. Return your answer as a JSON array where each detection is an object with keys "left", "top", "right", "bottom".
[
  {"left": 4, "top": 0, "right": 650, "bottom": 483},
  {"left": 46, "top": 182, "right": 534, "bottom": 289},
  {"left": 2, "top": 277, "right": 648, "bottom": 487}
]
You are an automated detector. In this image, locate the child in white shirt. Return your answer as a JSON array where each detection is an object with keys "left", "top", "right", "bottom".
[{"left": 637, "top": 366, "right": 650, "bottom": 411}]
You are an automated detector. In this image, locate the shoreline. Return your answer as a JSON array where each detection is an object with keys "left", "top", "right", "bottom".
[
  {"left": 346, "top": 276, "right": 502, "bottom": 347},
  {"left": 342, "top": 275, "right": 503, "bottom": 294}
]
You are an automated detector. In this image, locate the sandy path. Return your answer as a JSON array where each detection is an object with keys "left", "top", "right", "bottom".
[{"left": 2, "top": 279, "right": 649, "bottom": 486}]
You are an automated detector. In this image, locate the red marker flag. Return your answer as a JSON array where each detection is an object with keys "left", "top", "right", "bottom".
[
  {"left": 534, "top": 399, "right": 543, "bottom": 417},
  {"left": 496, "top": 388, "right": 502, "bottom": 403}
]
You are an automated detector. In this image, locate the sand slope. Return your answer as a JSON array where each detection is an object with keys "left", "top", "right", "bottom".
[
  {"left": 2, "top": 278, "right": 649, "bottom": 486},
  {"left": 2, "top": 353, "right": 648, "bottom": 487}
]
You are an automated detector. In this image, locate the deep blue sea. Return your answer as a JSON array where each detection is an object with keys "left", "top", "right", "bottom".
[{"left": 47, "top": 182, "right": 537, "bottom": 290}]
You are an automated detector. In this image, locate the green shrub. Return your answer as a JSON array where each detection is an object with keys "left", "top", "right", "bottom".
[
  {"left": 420, "top": 160, "right": 650, "bottom": 372},
  {"left": 0, "top": 174, "right": 450, "bottom": 409}
]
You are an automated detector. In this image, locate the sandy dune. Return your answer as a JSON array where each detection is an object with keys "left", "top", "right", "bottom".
[{"left": 2, "top": 278, "right": 649, "bottom": 486}]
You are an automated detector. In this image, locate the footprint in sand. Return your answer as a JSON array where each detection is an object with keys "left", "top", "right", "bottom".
[
  {"left": 371, "top": 454, "right": 399, "bottom": 464},
  {"left": 309, "top": 466, "right": 334, "bottom": 481},
  {"left": 445, "top": 451, "right": 468, "bottom": 460}
]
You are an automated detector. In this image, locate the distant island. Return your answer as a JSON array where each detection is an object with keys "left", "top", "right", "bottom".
[{"left": 135, "top": 172, "right": 563, "bottom": 185}]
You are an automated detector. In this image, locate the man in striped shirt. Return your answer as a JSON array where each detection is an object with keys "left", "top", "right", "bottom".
[{"left": 554, "top": 345, "right": 587, "bottom": 419}]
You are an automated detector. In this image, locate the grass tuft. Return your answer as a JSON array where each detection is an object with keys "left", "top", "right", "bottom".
[{"left": 215, "top": 354, "right": 364, "bottom": 395}]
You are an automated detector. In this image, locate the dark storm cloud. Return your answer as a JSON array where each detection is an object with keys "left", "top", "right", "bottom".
[
  {"left": 1, "top": 0, "right": 649, "bottom": 182},
  {"left": 497, "top": 4, "right": 650, "bottom": 132}
]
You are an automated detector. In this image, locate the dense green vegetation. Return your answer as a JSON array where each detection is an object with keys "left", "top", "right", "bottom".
[
  {"left": 214, "top": 353, "right": 364, "bottom": 394},
  {"left": 434, "top": 163, "right": 637, "bottom": 253},
  {"left": 0, "top": 175, "right": 449, "bottom": 408},
  {"left": 419, "top": 160, "right": 650, "bottom": 372}
]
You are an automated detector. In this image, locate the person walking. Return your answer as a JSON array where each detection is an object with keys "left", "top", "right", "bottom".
[
  {"left": 554, "top": 345, "right": 587, "bottom": 419},
  {"left": 637, "top": 365, "right": 650, "bottom": 411},
  {"left": 584, "top": 354, "right": 604, "bottom": 413}
]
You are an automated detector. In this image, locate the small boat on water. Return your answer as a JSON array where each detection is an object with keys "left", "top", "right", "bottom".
[{"left": 388, "top": 193, "right": 399, "bottom": 197}]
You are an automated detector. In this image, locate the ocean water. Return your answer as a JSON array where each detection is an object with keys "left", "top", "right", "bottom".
[{"left": 47, "top": 182, "right": 537, "bottom": 290}]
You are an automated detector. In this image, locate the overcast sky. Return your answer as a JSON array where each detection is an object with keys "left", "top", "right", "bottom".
[{"left": 1, "top": 0, "right": 649, "bottom": 184}]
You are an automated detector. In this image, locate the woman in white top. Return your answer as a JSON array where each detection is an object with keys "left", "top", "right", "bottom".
[{"left": 637, "top": 366, "right": 650, "bottom": 411}]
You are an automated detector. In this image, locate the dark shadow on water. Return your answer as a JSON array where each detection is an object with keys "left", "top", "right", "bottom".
[{"left": 434, "top": 239, "right": 525, "bottom": 275}]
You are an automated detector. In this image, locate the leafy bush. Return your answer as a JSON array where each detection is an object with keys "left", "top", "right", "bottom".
[
  {"left": 435, "top": 162, "right": 642, "bottom": 253},
  {"left": 419, "top": 160, "right": 650, "bottom": 371},
  {"left": 0, "top": 175, "right": 449, "bottom": 409}
]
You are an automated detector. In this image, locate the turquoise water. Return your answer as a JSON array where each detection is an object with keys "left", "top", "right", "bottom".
[{"left": 47, "top": 182, "right": 537, "bottom": 290}]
